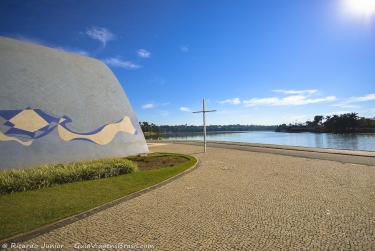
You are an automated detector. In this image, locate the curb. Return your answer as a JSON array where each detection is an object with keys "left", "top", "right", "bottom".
[
  {"left": 149, "top": 140, "right": 375, "bottom": 166},
  {"left": 149, "top": 140, "right": 375, "bottom": 157},
  {"left": 0, "top": 156, "right": 199, "bottom": 245}
]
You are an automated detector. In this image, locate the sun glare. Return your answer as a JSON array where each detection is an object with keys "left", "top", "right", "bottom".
[{"left": 344, "top": 0, "right": 375, "bottom": 18}]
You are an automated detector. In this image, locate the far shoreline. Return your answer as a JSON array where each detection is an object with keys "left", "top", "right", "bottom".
[
  {"left": 147, "top": 132, "right": 375, "bottom": 153},
  {"left": 146, "top": 130, "right": 375, "bottom": 136}
]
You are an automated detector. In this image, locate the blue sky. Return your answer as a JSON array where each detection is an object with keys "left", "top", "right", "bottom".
[{"left": 0, "top": 0, "right": 374, "bottom": 125}]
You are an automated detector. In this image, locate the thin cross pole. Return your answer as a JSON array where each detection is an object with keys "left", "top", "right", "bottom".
[{"left": 192, "top": 98, "right": 216, "bottom": 152}]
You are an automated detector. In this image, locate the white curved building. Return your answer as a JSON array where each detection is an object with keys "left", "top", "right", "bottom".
[{"left": 0, "top": 36, "right": 148, "bottom": 169}]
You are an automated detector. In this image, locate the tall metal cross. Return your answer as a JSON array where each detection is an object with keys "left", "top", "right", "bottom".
[{"left": 192, "top": 98, "right": 216, "bottom": 152}]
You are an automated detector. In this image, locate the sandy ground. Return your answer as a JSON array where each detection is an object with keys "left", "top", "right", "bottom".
[{"left": 25, "top": 143, "right": 375, "bottom": 250}]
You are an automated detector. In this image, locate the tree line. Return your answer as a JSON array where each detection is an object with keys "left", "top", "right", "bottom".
[
  {"left": 140, "top": 113, "right": 375, "bottom": 136},
  {"left": 139, "top": 121, "right": 276, "bottom": 135},
  {"left": 275, "top": 113, "right": 375, "bottom": 134}
]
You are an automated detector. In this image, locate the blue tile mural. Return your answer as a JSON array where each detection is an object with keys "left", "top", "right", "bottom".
[{"left": 0, "top": 108, "right": 136, "bottom": 146}]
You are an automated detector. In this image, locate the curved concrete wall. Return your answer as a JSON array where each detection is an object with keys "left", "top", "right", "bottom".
[{"left": 0, "top": 36, "right": 148, "bottom": 169}]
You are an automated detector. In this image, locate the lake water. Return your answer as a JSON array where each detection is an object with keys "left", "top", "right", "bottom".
[{"left": 159, "top": 131, "right": 375, "bottom": 152}]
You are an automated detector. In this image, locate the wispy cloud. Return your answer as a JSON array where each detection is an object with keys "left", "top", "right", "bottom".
[
  {"left": 103, "top": 57, "right": 141, "bottom": 70},
  {"left": 242, "top": 89, "right": 335, "bottom": 107},
  {"left": 346, "top": 93, "right": 375, "bottom": 103},
  {"left": 137, "top": 49, "right": 151, "bottom": 58},
  {"left": 141, "top": 102, "right": 169, "bottom": 110},
  {"left": 180, "top": 107, "right": 192, "bottom": 112},
  {"left": 331, "top": 104, "right": 360, "bottom": 109},
  {"left": 243, "top": 95, "right": 336, "bottom": 107},
  {"left": 85, "top": 26, "right": 115, "bottom": 47},
  {"left": 273, "top": 89, "right": 318, "bottom": 95},
  {"left": 142, "top": 103, "right": 155, "bottom": 109},
  {"left": 219, "top": 98, "right": 241, "bottom": 105},
  {"left": 180, "top": 45, "right": 189, "bottom": 53},
  {"left": 332, "top": 93, "right": 375, "bottom": 108}
]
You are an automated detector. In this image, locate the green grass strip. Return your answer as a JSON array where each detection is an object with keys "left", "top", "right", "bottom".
[{"left": 0, "top": 153, "right": 196, "bottom": 240}]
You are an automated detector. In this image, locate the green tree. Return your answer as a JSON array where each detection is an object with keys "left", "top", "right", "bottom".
[
  {"left": 313, "top": 115, "right": 324, "bottom": 126},
  {"left": 323, "top": 113, "right": 359, "bottom": 133}
]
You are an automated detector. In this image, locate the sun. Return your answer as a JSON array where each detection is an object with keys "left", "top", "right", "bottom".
[{"left": 344, "top": 0, "right": 375, "bottom": 18}]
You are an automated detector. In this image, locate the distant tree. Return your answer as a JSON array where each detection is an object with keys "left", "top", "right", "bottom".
[
  {"left": 306, "top": 121, "right": 314, "bottom": 127},
  {"left": 275, "top": 113, "right": 375, "bottom": 133},
  {"left": 275, "top": 123, "right": 288, "bottom": 132},
  {"left": 323, "top": 113, "right": 359, "bottom": 133},
  {"left": 139, "top": 121, "right": 159, "bottom": 134},
  {"left": 141, "top": 123, "right": 276, "bottom": 134},
  {"left": 313, "top": 115, "right": 324, "bottom": 126}
]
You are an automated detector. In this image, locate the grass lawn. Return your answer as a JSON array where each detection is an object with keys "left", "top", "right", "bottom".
[{"left": 0, "top": 152, "right": 197, "bottom": 240}]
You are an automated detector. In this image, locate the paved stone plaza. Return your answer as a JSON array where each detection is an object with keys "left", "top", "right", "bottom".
[{"left": 27, "top": 143, "right": 375, "bottom": 250}]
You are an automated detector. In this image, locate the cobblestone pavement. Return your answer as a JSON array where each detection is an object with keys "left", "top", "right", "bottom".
[{"left": 27, "top": 143, "right": 375, "bottom": 250}]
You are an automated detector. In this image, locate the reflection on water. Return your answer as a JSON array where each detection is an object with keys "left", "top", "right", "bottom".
[{"left": 159, "top": 131, "right": 375, "bottom": 152}]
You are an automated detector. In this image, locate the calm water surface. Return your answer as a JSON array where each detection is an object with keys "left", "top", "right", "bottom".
[{"left": 160, "top": 131, "right": 375, "bottom": 152}]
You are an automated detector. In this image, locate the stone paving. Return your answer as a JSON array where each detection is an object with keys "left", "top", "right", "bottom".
[{"left": 27, "top": 143, "right": 375, "bottom": 250}]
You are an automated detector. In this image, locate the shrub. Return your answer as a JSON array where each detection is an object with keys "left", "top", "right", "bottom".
[{"left": 0, "top": 158, "right": 138, "bottom": 194}]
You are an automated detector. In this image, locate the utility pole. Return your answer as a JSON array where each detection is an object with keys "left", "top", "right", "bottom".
[{"left": 193, "top": 98, "right": 216, "bottom": 152}]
